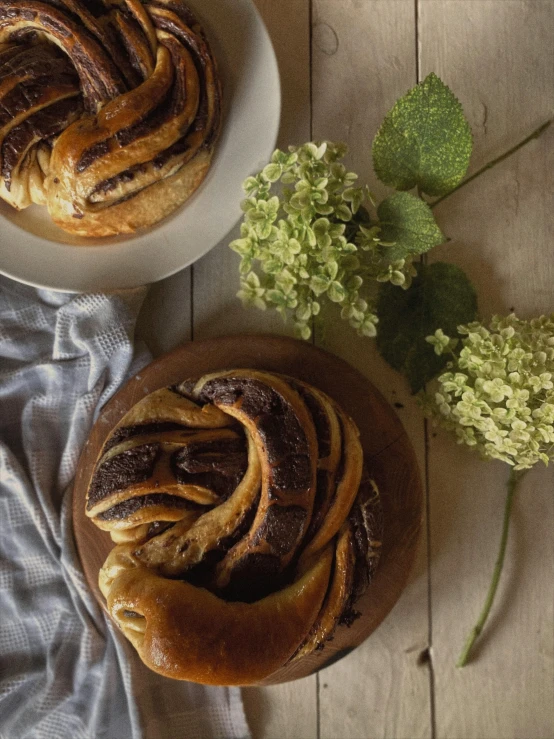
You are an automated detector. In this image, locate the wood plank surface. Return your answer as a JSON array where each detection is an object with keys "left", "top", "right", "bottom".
[
  {"left": 420, "top": 2, "right": 554, "bottom": 738},
  {"left": 191, "top": 0, "right": 310, "bottom": 343},
  {"left": 311, "top": 2, "right": 433, "bottom": 738},
  {"left": 191, "top": 2, "right": 316, "bottom": 736},
  {"left": 137, "top": 270, "right": 192, "bottom": 356},
  {"left": 134, "top": 1, "right": 554, "bottom": 737}
]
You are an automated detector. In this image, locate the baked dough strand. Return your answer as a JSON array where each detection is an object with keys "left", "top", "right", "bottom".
[
  {"left": 88, "top": 370, "right": 384, "bottom": 684},
  {"left": 0, "top": 0, "right": 221, "bottom": 236}
]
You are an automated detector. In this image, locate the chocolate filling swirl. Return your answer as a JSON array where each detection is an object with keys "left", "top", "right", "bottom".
[
  {"left": 90, "top": 370, "right": 384, "bottom": 682},
  {"left": 0, "top": 0, "right": 221, "bottom": 233}
]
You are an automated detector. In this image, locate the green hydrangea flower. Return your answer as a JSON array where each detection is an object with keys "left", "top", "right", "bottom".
[
  {"left": 424, "top": 313, "right": 554, "bottom": 669},
  {"left": 230, "top": 142, "right": 416, "bottom": 340},
  {"left": 423, "top": 314, "right": 554, "bottom": 470}
]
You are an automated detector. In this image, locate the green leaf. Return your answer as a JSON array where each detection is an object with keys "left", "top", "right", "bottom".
[
  {"left": 376, "top": 262, "right": 478, "bottom": 393},
  {"left": 261, "top": 258, "right": 283, "bottom": 274},
  {"left": 346, "top": 275, "right": 363, "bottom": 291},
  {"left": 296, "top": 302, "right": 312, "bottom": 322},
  {"left": 243, "top": 176, "right": 260, "bottom": 195},
  {"left": 262, "top": 163, "right": 282, "bottom": 182},
  {"left": 281, "top": 171, "right": 297, "bottom": 185},
  {"left": 372, "top": 73, "right": 473, "bottom": 197},
  {"left": 377, "top": 192, "right": 445, "bottom": 260},
  {"left": 229, "top": 237, "right": 252, "bottom": 255},
  {"left": 315, "top": 203, "right": 335, "bottom": 216},
  {"left": 336, "top": 204, "right": 352, "bottom": 222},
  {"left": 277, "top": 269, "right": 297, "bottom": 294},
  {"left": 245, "top": 272, "right": 261, "bottom": 288},
  {"left": 266, "top": 289, "right": 286, "bottom": 306},
  {"left": 342, "top": 187, "right": 364, "bottom": 214},
  {"left": 310, "top": 274, "right": 331, "bottom": 296},
  {"left": 327, "top": 281, "right": 347, "bottom": 303},
  {"left": 239, "top": 257, "right": 252, "bottom": 274}
]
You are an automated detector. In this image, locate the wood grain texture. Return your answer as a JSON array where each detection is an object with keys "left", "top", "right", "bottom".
[
  {"left": 242, "top": 682, "right": 317, "bottom": 739},
  {"left": 191, "top": 0, "right": 311, "bottom": 343},
  {"left": 420, "top": 2, "right": 554, "bottom": 738},
  {"left": 311, "top": 2, "right": 433, "bottom": 738},
  {"left": 191, "top": 1, "right": 316, "bottom": 733},
  {"left": 120, "top": 1, "right": 554, "bottom": 737},
  {"left": 136, "top": 270, "right": 192, "bottom": 356},
  {"left": 72, "top": 336, "right": 422, "bottom": 689}
]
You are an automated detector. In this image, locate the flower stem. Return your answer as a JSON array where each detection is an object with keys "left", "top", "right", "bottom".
[
  {"left": 431, "top": 119, "right": 552, "bottom": 210},
  {"left": 456, "top": 467, "right": 526, "bottom": 668}
]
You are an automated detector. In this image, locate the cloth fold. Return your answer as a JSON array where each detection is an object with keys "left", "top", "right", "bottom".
[{"left": 0, "top": 275, "right": 249, "bottom": 739}]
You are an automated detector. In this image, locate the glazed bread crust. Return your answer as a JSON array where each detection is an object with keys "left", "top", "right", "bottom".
[
  {"left": 88, "top": 370, "right": 384, "bottom": 684},
  {"left": 0, "top": 0, "right": 221, "bottom": 236},
  {"left": 107, "top": 546, "right": 334, "bottom": 685}
]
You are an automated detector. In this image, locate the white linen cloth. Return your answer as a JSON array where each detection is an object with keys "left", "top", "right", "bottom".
[{"left": 0, "top": 275, "right": 250, "bottom": 739}]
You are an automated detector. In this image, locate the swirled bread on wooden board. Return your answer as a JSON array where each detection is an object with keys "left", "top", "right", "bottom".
[
  {"left": 0, "top": 0, "right": 221, "bottom": 236},
  {"left": 87, "top": 369, "right": 384, "bottom": 685}
]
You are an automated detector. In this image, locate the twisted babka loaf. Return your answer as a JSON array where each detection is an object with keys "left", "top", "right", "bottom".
[
  {"left": 86, "top": 370, "right": 383, "bottom": 685},
  {"left": 0, "top": 0, "right": 221, "bottom": 236}
]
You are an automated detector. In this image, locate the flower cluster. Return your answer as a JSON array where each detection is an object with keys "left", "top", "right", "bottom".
[
  {"left": 424, "top": 314, "right": 554, "bottom": 469},
  {"left": 231, "top": 142, "right": 415, "bottom": 340}
]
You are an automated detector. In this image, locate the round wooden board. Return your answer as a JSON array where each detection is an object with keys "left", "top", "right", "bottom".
[{"left": 73, "top": 334, "right": 423, "bottom": 685}]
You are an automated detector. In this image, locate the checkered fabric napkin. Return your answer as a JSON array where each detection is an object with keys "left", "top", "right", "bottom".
[{"left": 0, "top": 275, "right": 249, "bottom": 739}]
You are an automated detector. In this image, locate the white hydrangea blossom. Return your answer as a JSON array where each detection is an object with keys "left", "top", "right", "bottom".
[{"left": 424, "top": 314, "right": 554, "bottom": 470}]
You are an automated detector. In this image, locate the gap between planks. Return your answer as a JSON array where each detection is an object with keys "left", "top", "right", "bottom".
[{"left": 416, "top": 0, "right": 438, "bottom": 733}]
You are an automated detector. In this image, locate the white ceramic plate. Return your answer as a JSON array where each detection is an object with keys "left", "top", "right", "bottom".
[{"left": 0, "top": 0, "right": 280, "bottom": 292}]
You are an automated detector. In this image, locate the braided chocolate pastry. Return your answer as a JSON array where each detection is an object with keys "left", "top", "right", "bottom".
[
  {"left": 88, "top": 370, "right": 383, "bottom": 685},
  {"left": 0, "top": 0, "right": 221, "bottom": 236}
]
